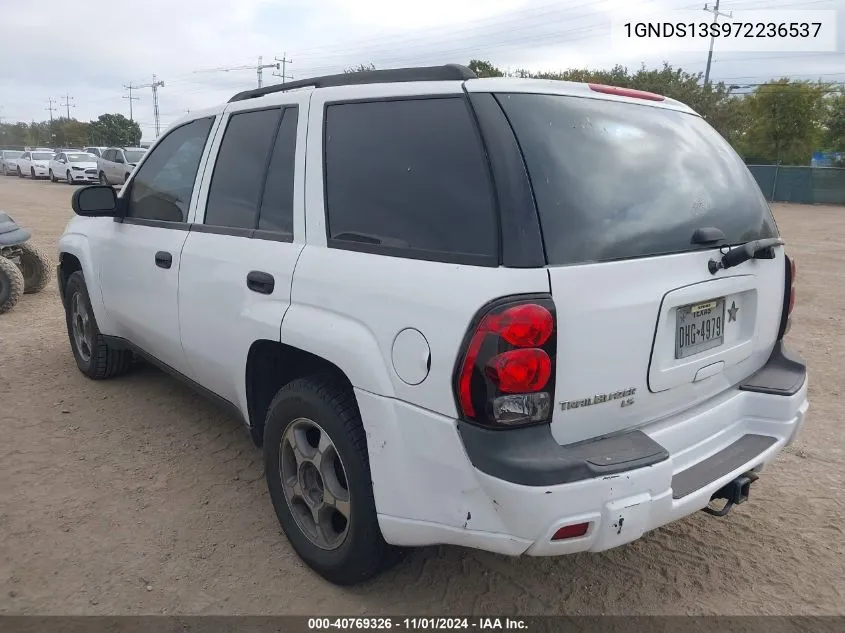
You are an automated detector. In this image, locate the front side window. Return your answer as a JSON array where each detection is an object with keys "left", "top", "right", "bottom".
[
  {"left": 127, "top": 117, "right": 214, "bottom": 223},
  {"left": 323, "top": 97, "right": 497, "bottom": 264},
  {"left": 204, "top": 108, "right": 281, "bottom": 230}
]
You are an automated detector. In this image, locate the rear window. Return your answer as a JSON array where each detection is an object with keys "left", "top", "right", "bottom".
[{"left": 497, "top": 93, "right": 777, "bottom": 265}]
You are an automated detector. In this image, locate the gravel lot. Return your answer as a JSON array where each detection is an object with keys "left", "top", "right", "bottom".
[{"left": 0, "top": 176, "right": 843, "bottom": 616}]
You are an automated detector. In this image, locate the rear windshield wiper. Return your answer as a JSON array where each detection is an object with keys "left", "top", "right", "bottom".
[{"left": 708, "top": 237, "right": 785, "bottom": 274}]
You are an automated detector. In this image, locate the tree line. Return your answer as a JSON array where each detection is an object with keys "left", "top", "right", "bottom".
[
  {"left": 4, "top": 61, "right": 842, "bottom": 166},
  {"left": 0, "top": 113, "right": 141, "bottom": 149}
]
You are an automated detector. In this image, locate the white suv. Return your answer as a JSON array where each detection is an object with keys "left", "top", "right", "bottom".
[{"left": 57, "top": 65, "right": 808, "bottom": 586}]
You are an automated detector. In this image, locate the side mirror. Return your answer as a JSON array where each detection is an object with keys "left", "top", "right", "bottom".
[{"left": 72, "top": 185, "right": 118, "bottom": 217}]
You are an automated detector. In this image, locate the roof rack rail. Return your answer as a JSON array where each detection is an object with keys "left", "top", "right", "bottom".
[{"left": 228, "top": 64, "right": 477, "bottom": 103}]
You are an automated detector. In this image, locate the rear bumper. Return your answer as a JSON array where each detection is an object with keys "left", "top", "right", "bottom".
[{"left": 365, "top": 342, "right": 808, "bottom": 556}]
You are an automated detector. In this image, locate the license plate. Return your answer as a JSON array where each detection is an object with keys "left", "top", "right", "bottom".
[{"left": 675, "top": 298, "right": 725, "bottom": 359}]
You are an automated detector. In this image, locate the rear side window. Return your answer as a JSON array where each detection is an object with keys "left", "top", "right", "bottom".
[
  {"left": 323, "top": 97, "right": 497, "bottom": 265},
  {"left": 497, "top": 93, "right": 778, "bottom": 265},
  {"left": 204, "top": 108, "right": 281, "bottom": 230},
  {"left": 258, "top": 106, "right": 298, "bottom": 235}
]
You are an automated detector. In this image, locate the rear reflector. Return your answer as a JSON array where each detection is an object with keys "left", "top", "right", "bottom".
[
  {"left": 588, "top": 83, "right": 666, "bottom": 101},
  {"left": 552, "top": 522, "right": 590, "bottom": 540}
]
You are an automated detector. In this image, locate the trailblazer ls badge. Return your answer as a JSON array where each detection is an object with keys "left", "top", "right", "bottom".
[{"left": 560, "top": 387, "right": 637, "bottom": 412}]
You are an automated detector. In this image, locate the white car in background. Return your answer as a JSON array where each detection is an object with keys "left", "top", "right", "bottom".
[
  {"left": 83, "top": 146, "right": 108, "bottom": 158},
  {"left": 1, "top": 150, "right": 24, "bottom": 176},
  {"left": 16, "top": 150, "right": 55, "bottom": 179},
  {"left": 49, "top": 151, "right": 99, "bottom": 184}
]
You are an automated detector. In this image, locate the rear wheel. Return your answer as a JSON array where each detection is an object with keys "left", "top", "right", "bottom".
[
  {"left": 63, "top": 271, "right": 133, "bottom": 379},
  {"left": 263, "top": 375, "right": 400, "bottom": 585},
  {"left": 18, "top": 242, "right": 51, "bottom": 294},
  {"left": 0, "top": 256, "right": 25, "bottom": 314}
]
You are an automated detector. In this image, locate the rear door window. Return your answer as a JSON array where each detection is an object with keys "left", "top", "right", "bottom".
[
  {"left": 257, "top": 106, "right": 298, "bottom": 236},
  {"left": 496, "top": 93, "right": 777, "bottom": 265},
  {"left": 323, "top": 97, "right": 497, "bottom": 265},
  {"left": 204, "top": 107, "right": 281, "bottom": 230}
]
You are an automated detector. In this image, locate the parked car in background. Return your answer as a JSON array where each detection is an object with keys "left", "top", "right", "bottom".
[
  {"left": 49, "top": 151, "right": 99, "bottom": 184},
  {"left": 83, "top": 146, "right": 108, "bottom": 158},
  {"left": 97, "top": 147, "right": 147, "bottom": 185},
  {"left": 16, "top": 150, "right": 55, "bottom": 179},
  {"left": 1, "top": 150, "right": 24, "bottom": 176}
]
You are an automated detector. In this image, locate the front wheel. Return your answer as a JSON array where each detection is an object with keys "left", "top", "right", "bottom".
[
  {"left": 263, "top": 375, "right": 401, "bottom": 586},
  {"left": 18, "top": 242, "right": 52, "bottom": 294},
  {"left": 99, "top": 171, "right": 108, "bottom": 185},
  {"left": 66, "top": 171, "right": 74, "bottom": 185},
  {"left": 17, "top": 166, "right": 23, "bottom": 178},
  {"left": 0, "top": 256, "right": 25, "bottom": 314},
  {"left": 30, "top": 167, "right": 35, "bottom": 179},
  {"left": 49, "top": 170, "right": 57, "bottom": 183},
  {"left": 63, "top": 271, "right": 133, "bottom": 379}
]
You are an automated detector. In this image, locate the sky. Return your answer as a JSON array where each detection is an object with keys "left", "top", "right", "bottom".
[{"left": 0, "top": 0, "right": 842, "bottom": 142}]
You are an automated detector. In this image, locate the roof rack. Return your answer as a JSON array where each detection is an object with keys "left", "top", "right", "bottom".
[{"left": 228, "top": 64, "right": 477, "bottom": 103}]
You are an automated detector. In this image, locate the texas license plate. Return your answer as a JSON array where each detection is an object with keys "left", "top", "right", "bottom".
[{"left": 675, "top": 298, "right": 725, "bottom": 359}]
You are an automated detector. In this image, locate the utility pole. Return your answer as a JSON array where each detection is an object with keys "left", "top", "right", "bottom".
[
  {"left": 703, "top": 0, "right": 733, "bottom": 87},
  {"left": 273, "top": 52, "right": 294, "bottom": 83},
  {"left": 123, "top": 83, "right": 141, "bottom": 123},
  {"left": 45, "top": 97, "right": 57, "bottom": 123},
  {"left": 257, "top": 56, "right": 280, "bottom": 88},
  {"left": 136, "top": 75, "right": 165, "bottom": 138},
  {"left": 60, "top": 93, "right": 76, "bottom": 120}
]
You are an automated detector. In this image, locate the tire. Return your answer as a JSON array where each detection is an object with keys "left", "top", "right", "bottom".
[
  {"left": 30, "top": 167, "right": 35, "bottom": 179},
  {"left": 0, "top": 256, "right": 25, "bottom": 315},
  {"left": 17, "top": 166, "right": 23, "bottom": 178},
  {"left": 18, "top": 242, "right": 52, "bottom": 294},
  {"left": 49, "top": 170, "right": 57, "bottom": 183},
  {"left": 263, "top": 374, "right": 400, "bottom": 585},
  {"left": 63, "top": 270, "right": 133, "bottom": 379},
  {"left": 99, "top": 171, "right": 108, "bottom": 185},
  {"left": 67, "top": 171, "right": 74, "bottom": 185}
]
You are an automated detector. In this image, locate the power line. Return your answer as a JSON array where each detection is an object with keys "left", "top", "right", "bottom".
[
  {"left": 60, "top": 93, "right": 76, "bottom": 120},
  {"left": 193, "top": 56, "right": 280, "bottom": 88}
]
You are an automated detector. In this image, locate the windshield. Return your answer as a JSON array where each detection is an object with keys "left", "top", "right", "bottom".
[
  {"left": 32, "top": 152, "right": 54, "bottom": 160},
  {"left": 67, "top": 153, "right": 95, "bottom": 163},
  {"left": 4, "top": 151, "right": 23, "bottom": 158},
  {"left": 496, "top": 93, "right": 778, "bottom": 265},
  {"left": 124, "top": 149, "right": 146, "bottom": 163}
]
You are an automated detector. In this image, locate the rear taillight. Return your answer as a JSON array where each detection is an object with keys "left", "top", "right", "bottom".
[
  {"left": 455, "top": 295, "right": 556, "bottom": 428},
  {"left": 778, "top": 254, "right": 796, "bottom": 340}
]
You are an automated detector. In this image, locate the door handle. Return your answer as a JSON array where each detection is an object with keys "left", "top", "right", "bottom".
[
  {"left": 246, "top": 271, "right": 275, "bottom": 294},
  {"left": 155, "top": 251, "right": 173, "bottom": 269}
]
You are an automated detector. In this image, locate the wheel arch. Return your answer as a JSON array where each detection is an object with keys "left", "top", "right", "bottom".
[
  {"left": 57, "top": 234, "right": 116, "bottom": 333},
  {"left": 244, "top": 340, "right": 355, "bottom": 446}
]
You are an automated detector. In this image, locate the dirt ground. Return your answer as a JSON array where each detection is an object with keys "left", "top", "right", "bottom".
[{"left": 0, "top": 176, "right": 843, "bottom": 616}]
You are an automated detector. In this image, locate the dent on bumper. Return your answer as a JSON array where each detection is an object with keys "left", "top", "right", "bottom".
[{"left": 372, "top": 343, "right": 808, "bottom": 556}]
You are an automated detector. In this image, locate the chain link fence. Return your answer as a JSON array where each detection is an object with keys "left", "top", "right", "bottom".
[{"left": 748, "top": 165, "right": 845, "bottom": 205}]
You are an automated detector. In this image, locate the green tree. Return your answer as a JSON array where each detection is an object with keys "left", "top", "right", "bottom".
[
  {"left": 467, "top": 59, "right": 503, "bottom": 78},
  {"left": 88, "top": 113, "right": 141, "bottom": 146},
  {"left": 739, "top": 79, "right": 827, "bottom": 164},
  {"left": 821, "top": 89, "right": 845, "bottom": 153}
]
